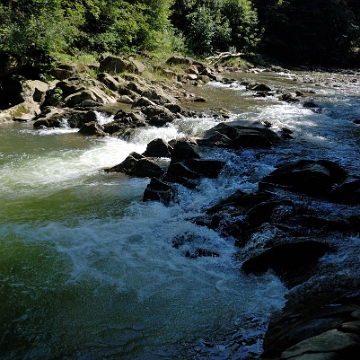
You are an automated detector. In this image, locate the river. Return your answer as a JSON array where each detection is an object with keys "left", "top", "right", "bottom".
[{"left": 1, "top": 69, "right": 359, "bottom": 359}]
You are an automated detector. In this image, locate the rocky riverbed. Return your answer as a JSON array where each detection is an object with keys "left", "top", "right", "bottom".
[{"left": 1, "top": 54, "right": 360, "bottom": 359}]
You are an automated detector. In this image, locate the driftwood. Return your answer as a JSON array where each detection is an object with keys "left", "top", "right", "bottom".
[{"left": 206, "top": 52, "right": 245, "bottom": 65}]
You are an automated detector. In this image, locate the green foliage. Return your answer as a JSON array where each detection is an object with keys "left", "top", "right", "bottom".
[
  {"left": 0, "top": 1, "right": 82, "bottom": 61},
  {"left": 0, "top": 0, "right": 177, "bottom": 63},
  {"left": 252, "top": 0, "right": 360, "bottom": 65},
  {"left": 171, "top": 0, "right": 259, "bottom": 56}
]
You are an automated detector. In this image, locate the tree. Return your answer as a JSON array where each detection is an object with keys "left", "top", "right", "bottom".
[{"left": 252, "top": 0, "right": 360, "bottom": 65}]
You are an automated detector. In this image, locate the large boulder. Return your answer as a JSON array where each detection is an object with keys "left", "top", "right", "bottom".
[
  {"left": 242, "top": 240, "right": 329, "bottom": 282},
  {"left": 99, "top": 55, "right": 135, "bottom": 74},
  {"left": 259, "top": 159, "right": 348, "bottom": 197},
  {"left": 0, "top": 79, "right": 49, "bottom": 122},
  {"left": 262, "top": 292, "right": 360, "bottom": 359},
  {"left": 56, "top": 75, "right": 117, "bottom": 107},
  {"left": 64, "top": 88, "right": 114, "bottom": 108},
  {"left": 199, "top": 121, "right": 280, "bottom": 148}
]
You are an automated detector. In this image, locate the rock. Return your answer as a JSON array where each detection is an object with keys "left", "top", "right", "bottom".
[
  {"left": 163, "top": 158, "right": 224, "bottom": 189},
  {"left": 140, "top": 104, "right": 176, "bottom": 126},
  {"left": 303, "top": 99, "right": 320, "bottom": 108},
  {"left": 280, "top": 92, "right": 300, "bottom": 102},
  {"left": 259, "top": 160, "right": 347, "bottom": 197},
  {"left": 64, "top": 88, "right": 113, "bottom": 108},
  {"left": 262, "top": 291, "right": 360, "bottom": 359},
  {"left": 200, "top": 121, "right": 279, "bottom": 149},
  {"left": 142, "top": 138, "right": 173, "bottom": 158},
  {"left": 0, "top": 79, "right": 49, "bottom": 122},
  {"left": 249, "top": 83, "right": 272, "bottom": 92},
  {"left": 164, "top": 103, "right": 184, "bottom": 114},
  {"left": 129, "top": 58, "right": 146, "bottom": 74},
  {"left": 281, "top": 329, "right": 360, "bottom": 359},
  {"left": 78, "top": 121, "right": 106, "bottom": 136},
  {"left": 242, "top": 240, "right": 329, "bottom": 284},
  {"left": 330, "top": 175, "right": 360, "bottom": 204},
  {"left": 99, "top": 55, "right": 135, "bottom": 74},
  {"left": 48, "top": 68, "right": 74, "bottom": 80},
  {"left": 132, "top": 96, "right": 157, "bottom": 108},
  {"left": 98, "top": 72, "right": 121, "bottom": 91},
  {"left": 142, "top": 88, "right": 175, "bottom": 105},
  {"left": 56, "top": 76, "right": 116, "bottom": 107},
  {"left": 105, "top": 152, "right": 164, "bottom": 178},
  {"left": 170, "top": 140, "right": 201, "bottom": 162},
  {"left": 143, "top": 178, "right": 176, "bottom": 205},
  {"left": 118, "top": 95, "right": 134, "bottom": 104},
  {"left": 164, "top": 162, "right": 201, "bottom": 188},
  {"left": 183, "top": 158, "right": 225, "bottom": 178},
  {"left": 166, "top": 56, "right": 194, "bottom": 66}
]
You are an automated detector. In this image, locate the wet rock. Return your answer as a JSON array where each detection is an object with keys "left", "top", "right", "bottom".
[
  {"left": 242, "top": 240, "right": 329, "bottom": 284},
  {"left": 263, "top": 292, "right": 360, "bottom": 359},
  {"left": 330, "top": 175, "right": 360, "bottom": 204},
  {"left": 259, "top": 160, "right": 347, "bottom": 197},
  {"left": 303, "top": 99, "right": 320, "bottom": 109},
  {"left": 143, "top": 177, "right": 176, "bottom": 205},
  {"left": 170, "top": 140, "right": 201, "bottom": 162},
  {"left": 164, "top": 162, "right": 201, "bottom": 189},
  {"left": 281, "top": 329, "right": 360, "bottom": 359},
  {"left": 280, "top": 92, "right": 300, "bottom": 102},
  {"left": 142, "top": 138, "right": 173, "bottom": 158},
  {"left": 183, "top": 158, "right": 225, "bottom": 178},
  {"left": 249, "top": 83, "right": 272, "bottom": 92},
  {"left": 105, "top": 152, "right": 164, "bottom": 178},
  {"left": 206, "top": 190, "right": 274, "bottom": 215},
  {"left": 163, "top": 157, "right": 224, "bottom": 189},
  {"left": 199, "top": 121, "right": 280, "bottom": 149},
  {"left": 78, "top": 121, "right": 106, "bottom": 136}
]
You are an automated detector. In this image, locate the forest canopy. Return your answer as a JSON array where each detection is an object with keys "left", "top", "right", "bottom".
[{"left": 0, "top": 0, "right": 359, "bottom": 66}]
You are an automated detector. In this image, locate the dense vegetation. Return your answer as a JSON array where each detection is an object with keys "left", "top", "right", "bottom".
[{"left": 0, "top": 0, "right": 359, "bottom": 67}]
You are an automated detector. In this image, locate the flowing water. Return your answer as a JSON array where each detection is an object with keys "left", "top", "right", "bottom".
[{"left": 1, "top": 70, "right": 360, "bottom": 359}]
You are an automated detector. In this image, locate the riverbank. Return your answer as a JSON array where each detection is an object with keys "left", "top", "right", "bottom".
[{"left": 1, "top": 54, "right": 360, "bottom": 359}]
